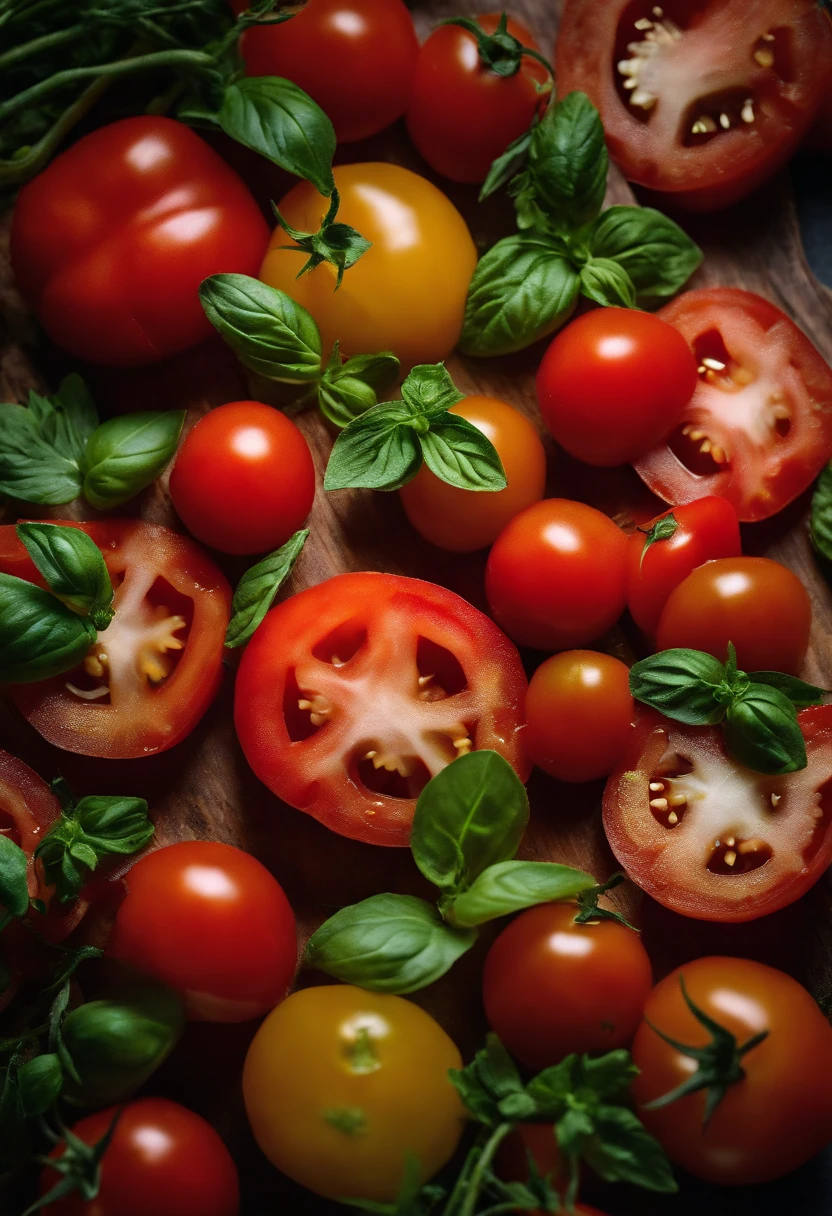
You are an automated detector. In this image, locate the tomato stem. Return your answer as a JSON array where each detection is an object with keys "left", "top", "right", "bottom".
[
  {"left": 438, "top": 13, "right": 553, "bottom": 82},
  {"left": 454, "top": 1122, "right": 513, "bottom": 1216}
]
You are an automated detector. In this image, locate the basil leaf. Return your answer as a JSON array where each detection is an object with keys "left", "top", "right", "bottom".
[
  {"left": 421, "top": 414, "right": 507, "bottom": 491},
  {"left": 446, "top": 860, "right": 596, "bottom": 928},
  {"left": 83, "top": 412, "right": 185, "bottom": 509},
  {"left": 225, "top": 530, "right": 308, "bottom": 648},
  {"left": 747, "top": 671, "right": 827, "bottom": 708},
  {"left": 580, "top": 258, "right": 637, "bottom": 309},
  {"left": 527, "top": 91, "right": 608, "bottom": 229},
  {"left": 18, "top": 1054, "right": 62, "bottom": 1118},
  {"left": 449, "top": 1035, "right": 526, "bottom": 1128},
  {"left": 323, "top": 407, "right": 422, "bottom": 492},
  {"left": 811, "top": 461, "right": 832, "bottom": 567},
  {"left": 49, "top": 375, "right": 99, "bottom": 457},
  {"left": 582, "top": 1105, "right": 678, "bottom": 1193},
  {"left": 218, "top": 76, "right": 335, "bottom": 196},
  {"left": 0, "top": 573, "right": 97, "bottom": 684},
  {"left": 410, "top": 750, "right": 529, "bottom": 894},
  {"left": 199, "top": 274, "right": 322, "bottom": 382},
  {"left": 589, "top": 206, "right": 702, "bottom": 307},
  {"left": 629, "top": 649, "right": 728, "bottom": 724},
  {"left": 35, "top": 795, "right": 154, "bottom": 904},
  {"left": 303, "top": 893, "right": 477, "bottom": 993},
  {"left": 16, "top": 523, "right": 113, "bottom": 630},
  {"left": 0, "top": 835, "right": 30, "bottom": 919},
  {"left": 0, "top": 375, "right": 98, "bottom": 505},
  {"left": 399, "top": 364, "right": 464, "bottom": 419},
  {"left": 461, "top": 235, "right": 580, "bottom": 357},
  {"left": 480, "top": 122, "right": 536, "bottom": 202},
  {"left": 317, "top": 345, "right": 400, "bottom": 429},
  {"left": 723, "top": 684, "right": 807, "bottom": 775}
]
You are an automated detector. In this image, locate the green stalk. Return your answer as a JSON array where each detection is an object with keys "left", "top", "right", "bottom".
[
  {"left": 0, "top": 71, "right": 113, "bottom": 188},
  {"left": 0, "top": 21, "right": 86, "bottom": 69},
  {"left": 454, "top": 1123, "right": 514, "bottom": 1216}
]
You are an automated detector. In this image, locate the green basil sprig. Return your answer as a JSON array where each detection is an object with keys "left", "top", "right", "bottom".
[{"left": 225, "top": 529, "right": 308, "bottom": 648}]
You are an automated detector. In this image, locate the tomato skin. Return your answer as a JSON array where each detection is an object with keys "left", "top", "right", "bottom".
[
  {"left": 524, "top": 651, "right": 634, "bottom": 783},
  {"left": 536, "top": 309, "right": 698, "bottom": 467},
  {"left": 485, "top": 499, "right": 628, "bottom": 650},
  {"left": 626, "top": 497, "right": 742, "bottom": 636},
  {"left": 169, "top": 401, "right": 316, "bottom": 555},
  {"left": 259, "top": 163, "right": 477, "bottom": 369},
  {"left": 10, "top": 117, "right": 268, "bottom": 366},
  {"left": 108, "top": 841, "right": 296, "bottom": 1022},
  {"left": 39, "top": 1098, "right": 240, "bottom": 1216},
  {"left": 406, "top": 14, "right": 548, "bottom": 183},
  {"left": 632, "top": 957, "right": 832, "bottom": 1185},
  {"left": 399, "top": 396, "right": 546, "bottom": 552},
  {"left": 656, "top": 556, "right": 811, "bottom": 675}
]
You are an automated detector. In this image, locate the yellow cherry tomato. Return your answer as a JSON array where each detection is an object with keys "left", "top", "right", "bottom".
[
  {"left": 242, "top": 984, "right": 465, "bottom": 1202},
  {"left": 259, "top": 163, "right": 477, "bottom": 369},
  {"left": 399, "top": 395, "right": 547, "bottom": 552}
]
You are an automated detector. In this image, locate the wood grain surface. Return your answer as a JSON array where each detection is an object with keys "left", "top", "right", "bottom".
[{"left": 2, "top": 1, "right": 832, "bottom": 1212}]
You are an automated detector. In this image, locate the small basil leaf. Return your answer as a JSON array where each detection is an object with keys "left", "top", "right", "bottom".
[
  {"left": 810, "top": 462, "right": 832, "bottom": 566},
  {"left": 399, "top": 364, "right": 465, "bottom": 419},
  {"left": 747, "top": 671, "right": 827, "bottom": 708},
  {"left": 0, "top": 835, "right": 30, "bottom": 919},
  {"left": 35, "top": 796, "right": 154, "bottom": 904},
  {"left": 582, "top": 1105, "right": 678, "bottom": 1193},
  {"left": 446, "top": 860, "right": 596, "bottom": 928},
  {"left": 580, "top": 257, "right": 637, "bottom": 309},
  {"left": 318, "top": 375, "right": 378, "bottom": 428},
  {"left": 480, "top": 121, "right": 536, "bottom": 202},
  {"left": 527, "top": 91, "right": 608, "bottom": 229},
  {"left": 582, "top": 1050, "right": 640, "bottom": 1101},
  {"left": 0, "top": 376, "right": 97, "bottom": 505},
  {"left": 588, "top": 205, "right": 703, "bottom": 307},
  {"left": 448, "top": 1034, "right": 525, "bottom": 1128},
  {"left": 199, "top": 274, "right": 322, "bottom": 382},
  {"left": 324, "top": 407, "right": 422, "bottom": 492},
  {"left": 723, "top": 685, "right": 807, "bottom": 775},
  {"left": 16, "top": 523, "right": 113, "bottom": 630},
  {"left": 18, "top": 1054, "right": 62, "bottom": 1118},
  {"left": 317, "top": 346, "right": 400, "bottom": 429},
  {"left": 225, "top": 530, "right": 308, "bottom": 648},
  {"left": 303, "top": 893, "right": 477, "bottom": 993},
  {"left": 0, "top": 573, "right": 97, "bottom": 684},
  {"left": 629, "top": 649, "right": 727, "bottom": 725},
  {"left": 83, "top": 412, "right": 184, "bottom": 509},
  {"left": 420, "top": 414, "right": 507, "bottom": 491},
  {"left": 50, "top": 375, "right": 99, "bottom": 457}
]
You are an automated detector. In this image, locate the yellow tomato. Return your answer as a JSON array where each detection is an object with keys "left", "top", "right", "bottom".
[
  {"left": 259, "top": 163, "right": 477, "bottom": 369},
  {"left": 242, "top": 984, "right": 465, "bottom": 1202},
  {"left": 399, "top": 395, "right": 547, "bottom": 552}
]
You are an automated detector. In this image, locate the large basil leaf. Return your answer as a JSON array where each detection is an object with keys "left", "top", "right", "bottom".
[
  {"left": 724, "top": 685, "right": 807, "bottom": 775},
  {"left": 527, "top": 91, "right": 608, "bottom": 229},
  {"left": 0, "top": 573, "right": 97, "bottom": 684},
  {"left": 0, "top": 835, "right": 30, "bottom": 919},
  {"left": 199, "top": 274, "right": 322, "bottom": 382},
  {"left": 629, "top": 649, "right": 728, "bottom": 725},
  {"left": 589, "top": 206, "right": 703, "bottom": 308},
  {"left": 83, "top": 412, "right": 185, "bottom": 509},
  {"left": 16, "top": 523, "right": 113, "bottom": 630},
  {"left": 811, "top": 461, "right": 832, "bottom": 566},
  {"left": 323, "top": 407, "right": 422, "bottom": 492},
  {"left": 447, "top": 860, "right": 596, "bottom": 928},
  {"left": 0, "top": 375, "right": 98, "bottom": 505}
]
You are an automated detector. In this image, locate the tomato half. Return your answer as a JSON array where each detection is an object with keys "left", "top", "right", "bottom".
[
  {"left": 259, "top": 163, "right": 477, "bottom": 369},
  {"left": 242, "top": 985, "right": 465, "bottom": 1202},
  {"left": 633, "top": 289, "right": 832, "bottom": 521},
  {"left": 603, "top": 707, "right": 832, "bottom": 922},
  {"left": 0, "top": 521, "right": 231, "bottom": 759},
  {"left": 234, "top": 571, "right": 529, "bottom": 847},
  {"left": 632, "top": 957, "right": 832, "bottom": 1185},
  {"left": 398, "top": 395, "right": 546, "bottom": 552},
  {"left": 556, "top": 0, "right": 832, "bottom": 211},
  {"left": 10, "top": 117, "right": 268, "bottom": 366}
]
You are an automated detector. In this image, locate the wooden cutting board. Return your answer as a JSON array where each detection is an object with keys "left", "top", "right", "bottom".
[{"left": 2, "top": 1, "right": 832, "bottom": 1212}]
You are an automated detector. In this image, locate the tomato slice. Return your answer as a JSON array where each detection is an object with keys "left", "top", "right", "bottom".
[
  {"left": 603, "top": 707, "right": 832, "bottom": 922},
  {"left": 0, "top": 521, "right": 231, "bottom": 759},
  {"left": 632, "top": 289, "right": 832, "bottom": 522},
  {"left": 234, "top": 572, "right": 529, "bottom": 847},
  {"left": 556, "top": 0, "right": 832, "bottom": 212}
]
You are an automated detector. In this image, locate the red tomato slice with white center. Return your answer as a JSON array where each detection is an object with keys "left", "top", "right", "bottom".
[
  {"left": 633, "top": 289, "right": 832, "bottom": 522},
  {"left": 603, "top": 707, "right": 832, "bottom": 922},
  {"left": 234, "top": 572, "right": 530, "bottom": 847},
  {"left": 0, "top": 521, "right": 231, "bottom": 759}
]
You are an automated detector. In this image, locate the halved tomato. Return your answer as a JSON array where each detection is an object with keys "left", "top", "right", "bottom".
[
  {"left": 633, "top": 289, "right": 832, "bottom": 522},
  {"left": 556, "top": 0, "right": 832, "bottom": 211},
  {"left": 234, "top": 572, "right": 529, "bottom": 847},
  {"left": 603, "top": 707, "right": 832, "bottom": 922},
  {"left": 0, "top": 521, "right": 231, "bottom": 759}
]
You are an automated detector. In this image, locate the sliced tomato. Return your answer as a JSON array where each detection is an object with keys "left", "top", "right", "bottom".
[
  {"left": 633, "top": 289, "right": 832, "bottom": 522},
  {"left": 603, "top": 707, "right": 832, "bottom": 922},
  {"left": 0, "top": 521, "right": 231, "bottom": 759},
  {"left": 556, "top": 0, "right": 832, "bottom": 211},
  {"left": 234, "top": 572, "right": 529, "bottom": 847}
]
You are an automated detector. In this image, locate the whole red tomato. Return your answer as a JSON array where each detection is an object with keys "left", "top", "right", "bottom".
[{"left": 10, "top": 117, "right": 268, "bottom": 366}]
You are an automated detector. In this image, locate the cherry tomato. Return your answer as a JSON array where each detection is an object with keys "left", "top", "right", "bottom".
[
  {"left": 242, "top": 985, "right": 465, "bottom": 1202},
  {"left": 234, "top": 571, "right": 529, "bottom": 847},
  {"left": 633, "top": 289, "right": 832, "bottom": 521},
  {"left": 399, "top": 395, "right": 546, "bottom": 552},
  {"left": 406, "top": 13, "right": 549, "bottom": 183},
  {"left": 536, "top": 308, "right": 698, "bottom": 468},
  {"left": 524, "top": 651, "right": 634, "bottom": 783},
  {"left": 626, "top": 497, "right": 742, "bottom": 637},
  {"left": 39, "top": 1098, "right": 239, "bottom": 1216},
  {"left": 556, "top": 0, "right": 832, "bottom": 211},
  {"left": 10, "top": 117, "right": 268, "bottom": 366},
  {"left": 632, "top": 957, "right": 832, "bottom": 1184},
  {"left": 656, "top": 556, "right": 811, "bottom": 675},
  {"left": 0, "top": 521, "right": 230, "bottom": 759},
  {"left": 108, "top": 841, "right": 297, "bottom": 1021},
  {"left": 259, "top": 163, "right": 477, "bottom": 369},
  {"left": 603, "top": 707, "right": 832, "bottom": 922},
  {"left": 485, "top": 499, "right": 628, "bottom": 650},
  {"left": 483, "top": 901, "right": 652, "bottom": 1071},
  {"left": 169, "top": 401, "right": 316, "bottom": 555}
]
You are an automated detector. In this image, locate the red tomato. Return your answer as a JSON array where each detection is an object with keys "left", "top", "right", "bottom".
[
  {"left": 398, "top": 395, "right": 546, "bottom": 552},
  {"left": 633, "top": 289, "right": 832, "bottom": 521},
  {"left": 39, "top": 1097, "right": 239, "bottom": 1216},
  {"left": 483, "top": 901, "right": 652, "bottom": 1071},
  {"left": 536, "top": 309, "right": 698, "bottom": 467},
  {"left": 108, "top": 841, "right": 296, "bottom": 1022},
  {"left": 524, "top": 651, "right": 634, "bottom": 783},
  {"left": 169, "top": 402, "right": 316, "bottom": 555},
  {"left": 632, "top": 957, "right": 832, "bottom": 1185},
  {"left": 626, "top": 497, "right": 742, "bottom": 636},
  {"left": 0, "top": 521, "right": 231, "bottom": 759},
  {"left": 234, "top": 0, "right": 418, "bottom": 143},
  {"left": 556, "top": 0, "right": 832, "bottom": 211},
  {"left": 485, "top": 499, "right": 628, "bottom": 650},
  {"left": 656, "top": 555, "right": 811, "bottom": 675},
  {"left": 10, "top": 117, "right": 268, "bottom": 367},
  {"left": 234, "top": 572, "right": 530, "bottom": 847},
  {"left": 406, "top": 13, "right": 549, "bottom": 183},
  {"left": 603, "top": 707, "right": 832, "bottom": 922}
]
